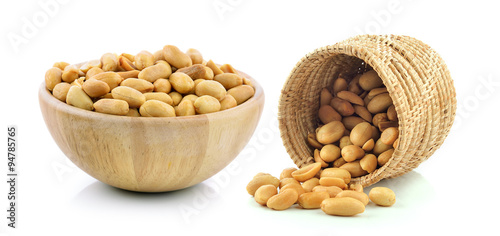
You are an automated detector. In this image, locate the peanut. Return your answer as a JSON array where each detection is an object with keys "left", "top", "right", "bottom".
[
  {"left": 367, "top": 93, "right": 393, "bottom": 113},
  {"left": 80, "top": 60, "right": 102, "bottom": 73},
  {"left": 66, "top": 86, "right": 93, "bottom": 111},
  {"left": 312, "top": 185, "right": 343, "bottom": 197},
  {"left": 53, "top": 61, "right": 69, "bottom": 70},
  {"left": 186, "top": 48, "right": 203, "bottom": 65},
  {"left": 117, "top": 70, "right": 140, "bottom": 80},
  {"left": 175, "top": 100, "right": 196, "bottom": 117},
  {"left": 118, "top": 56, "right": 137, "bottom": 71},
  {"left": 337, "top": 91, "right": 364, "bottom": 106},
  {"left": 320, "top": 168, "right": 351, "bottom": 184},
  {"left": 378, "top": 148, "right": 394, "bottom": 166},
  {"left": 126, "top": 108, "right": 140, "bottom": 117},
  {"left": 220, "top": 95, "right": 237, "bottom": 111},
  {"left": 319, "top": 144, "right": 341, "bottom": 162},
  {"left": 144, "top": 92, "right": 173, "bottom": 105},
  {"left": 380, "top": 127, "right": 399, "bottom": 145},
  {"left": 52, "top": 82, "right": 72, "bottom": 102},
  {"left": 214, "top": 73, "right": 243, "bottom": 90},
  {"left": 341, "top": 145, "right": 365, "bottom": 162},
  {"left": 219, "top": 64, "right": 238, "bottom": 74},
  {"left": 139, "top": 100, "right": 175, "bottom": 117},
  {"left": 319, "top": 177, "right": 346, "bottom": 189},
  {"left": 254, "top": 185, "right": 278, "bottom": 206},
  {"left": 138, "top": 60, "right": 172, "bottom": 83},
  {"left": 153, "top": 78, "right": 172, "bottom": 93},
  {"left": 93, "top": 99, "right": 129, "bottom": 116},
  {"left": 298, "top": 191, "right": 330, "bottom": 209},
  {"left": 342, "top": 116, "right": 365, "bottom": 130},
  {"left": 279, "top": 178, "right": 299, "bottom": 188},
  {"left": 206, "top": 59, "right": 224, "bottom": 76},
  {"left": 350, "top": 122, "right": 373, "bottom": 147},
  {"left": 360, "top": 154, "right": 377, "bottom": 173},
  {"left": 316, "top": 121, "right": 345, "bottom": 144},
  {"left": 86, "top": 67, "right": 104, "bottom": 80},
  {"left": 369, "top": 187, "right": 396, "bottom": 206},
  {"left": 330, "top": 97, "right": 354, "bottom": 116},
  {"left": 101, "top": 53, "right": 119, "bottom": 72},
  {"left": 181, "top": 94, "right": 199, "bottom": 104},
  {"left": 90, "top": 72, "right": 122, "bottom": 90},
  {"left": 169, "top": 91, "right": 182, "bottom": 106},
  {"left": 163, "top": 45, "right": 192, "bottom": 69},
  {"left": 279, "top": 183, "right": 305, "bottom": 202},
  {"left": 195, "top": 80, "right": 226, "bottom": 101},
  {"left": 82, "top": 79, "right": 110, "bottom": 98},
  {"left": 134, "top": 50, "right": 155, "bottom": 71},
  {"left": 321, "top": 197, "right": 365, "bottom": 216},
  {"left": 308, "top": 133, "right": 324, "bottom": 149},
  {"left": 333, "top": 78, "right": 348, "bottom": 95},
  {"left": 45, "top": 67, "right": 63, "bottom": 91},
  {"left": 359, "top": 70, "right": 383, "bottom": 91},
  {"left": 169, "top": 72, "right": 195, "bottom": 94},
  {"left": 336, "top": 190, "right": 369, "bottom": 206},
  {"left": 339, "top": 136, "right": 353, "bottom": 149},
  {"left": 373, "top": 138, "right": 393, "bottom": 155},
  {"left": 301, "top": 178, "right": 320, "bottom": 192},
  {"left": 387, "top": 105, "right": 398, "bottom": 121},
  {"left": 193, "top": 95, "right": 221, "bottom": 114},
  {"left": 320, "top": 88, "right": 333, "bottom": 106},
  {"left": 318, "top": 105, "right": 342, "bottom": 124},
  {"left": 227, "top": 85, "right": 254, "bottom": 105},
  {"left": 314, "top": 149, "right": 328, "bottom": 167},
  {"left": 266, "top": 189, "right": 298, "bottom": 211},
  {"left": 121, "top": 78, "right": 154, "bottom": 93},
  {"left": 339, "top": 161, "right": 368, "bottom": 177},
  {"left": 111, "top": 86, "right": 146, "bottom": 108},
  {"left": 354, "top": 105, "right": 372, "bottom": 122},
  {"left": 291, "top": 162, "right": 321, "bottom": 182},
  {"left": 177, "top": 64, "right": 214, "bottom": 80},
  {"left": 246, "top": 175, "right": 280, "bottom": 196},
  {"left": 61, "top": 65, "right": 79, "bottom": 83},
  {"left": 279, "top": 167, "right": 297, "bottom": 180},
  {"left": 362, "top": 139, "right": 375, "bottom": 152}
]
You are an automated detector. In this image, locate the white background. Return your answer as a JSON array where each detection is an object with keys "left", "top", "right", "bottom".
[{"left": 1, "top": 0, "right": 499, "bottom": 235}]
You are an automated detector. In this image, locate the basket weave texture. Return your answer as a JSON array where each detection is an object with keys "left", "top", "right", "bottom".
[{"left": 278, "top": 35, "right": 456, "bottom": 186}]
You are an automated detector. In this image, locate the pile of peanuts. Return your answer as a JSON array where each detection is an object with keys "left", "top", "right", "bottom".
[
  {"left": 247, "top": 164, "right": 396, "bottom": 216},
  {"left": 307, "top": 69, "right": 399, "bottom": 177},
  {"left": 44, "top": 45, "right": 255, "bottom": 117}
]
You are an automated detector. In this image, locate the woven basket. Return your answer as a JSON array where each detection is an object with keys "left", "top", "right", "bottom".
[{"left": 278, "top": 35, "right": 456, "bottom": 187}]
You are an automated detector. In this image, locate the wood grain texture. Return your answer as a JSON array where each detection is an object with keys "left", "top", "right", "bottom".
[{"left": 39, "top": 73, "right": 264, "bottom": 192}]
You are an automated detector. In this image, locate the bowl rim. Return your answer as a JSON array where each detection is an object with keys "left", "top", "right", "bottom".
[{"left": 39, "top": 69, "right": 264, "bottom": 122}]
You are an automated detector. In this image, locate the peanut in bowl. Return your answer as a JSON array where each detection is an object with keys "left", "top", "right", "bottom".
[{"left": 39, "top": 69, "right": 264, "bottom": 192}]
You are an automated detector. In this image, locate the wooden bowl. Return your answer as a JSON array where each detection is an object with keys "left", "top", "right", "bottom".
[{"left": 39, "top": 73, "right": 264, "bottom": 192}]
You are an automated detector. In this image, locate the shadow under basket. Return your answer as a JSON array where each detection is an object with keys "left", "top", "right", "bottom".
[{"left": 278, "top": 35, "right": 457, "bottom": 187}]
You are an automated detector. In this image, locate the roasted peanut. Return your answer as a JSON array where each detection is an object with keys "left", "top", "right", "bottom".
[
  {"left": 219, "top": 64, "right": 237, "bottom": 74},
  {"left": 139, "top": 100, "right": 176, "bottom": 117},
  {"left": 378, "top": 121, "right": 398, "bottom": 132},
  {"left": 320, "top": 168, "right": 351, "bottom": 184},
  {"left": 341, "top": 145, "right": 365, "bottom": 162},
  {"left": 377, "top": 148, "right": 394, "bottom": 166},
  {"left": 312, "top": 185, "right": 342, "bottom": 197},
  {"left": 337, "top": 91, "right": 364, "bottom": 106},
  {"left": 52, "top": 82, "right": 72, "bottom": 102},
  {"left": 169, "top": 72, "right": 195, "bottom": 94},
  {"left": 138, "top": 60, "right": 172, "bottom": 83},
  {"left": 266, "top": 189, "right": 298, "bottom": 211},
  {"left": 227, "top": 85, "right": 254, "bottom": 105},
  {"left": 339, "top": 161, "right": 368, "bottom": 178},
  {"left": 373, "top": 138, "right": 393, "bottom": 155},
  {"left": 220, "top": 95, "right": 237, "bottom": 111},
  {"left": 321, "top": 197, "right": 365, "bottom": 216},
  {"left": 362, "top": 139, "right": 375, "bottom": 152},
  {"left": 90, "top": 72, "right": 122, "bottom": 90},
  {"left": 318, "top": 105, "right": 342, "bottom": 124},
  {"left": 350, "top": 122, "right": 373, "bottom": 147},
  {"left": 319, "top": 177, "right": 346, "bottom": 189},
  {"left": 360, "top": 154, "right": 377, "bottom": 173},
  {"left": 308, "top": 133, "right": 324, "bottom": 149},
  {"left": 177, "top": 64, "right": 214, "bottom": 80},
  {"left": 61, "top": 65, "right": 79, "bottom": 83},
  {"left": 181, "top": 94, "right": 199, "bottom": 104},
  {"left": 372, "top": 113, "right": 389, "bottom": 128},
  {"left": 153, "top": 50, "right": 165, "bottom": 62},
  {"left": 369, "top": 187, "right": 396, "bottom": 206},
  {"left": 82, "top": 79, "right": 110, "bottom": 98},
  {"left": 175, "top": 100, "right": 196, "bottom": 116},
  {"left": 359, "top": 70, "right": 383, "bottom": 91},
  {"left": 195, "top": 80, "right": 226, "bottom": 101},
  {"left": 80, "top": 60, "right": 102, "bottom": 73},
  {"left": 315, "top": 149, "right": 328, "bottom": 167},
  {"left": 254, "top": 185, "right": 278, "bottom": 205},
  {"left": 302, "top": 178, "right": 320, "bottom": 192},
  {"left": 126, "top": 108, "right": 140, "bottom": 117},
  {"left": 320, "top": 88, "right": 333, "bottom": 106},
  {"left": 121, "top": 78, "right": 154, "bottom": 93},
  {"left": 280, "top": 167, "right": 297, "bottom": 180},
  {"left": 367, "top": 93, "right": 393, "bottom": 113},
  {"left": 354, "top": 105, "right": 372, "bottom": 122},
  {"left": 348, "top": 183, "right": 363, "bottom": 193},
  {"left": 66, "top": 86, "right": 93, "bottom": 111},
  {"left": 134, "top": 50, "right": 155, "bottom": 70},
  {"left": 333, "top": 78, "right": 348, "bottom": 95},
  {"left": 193, "top": 95, "right": 221, "bottom": 114},
  {"left": 279, "top": 183, "right": 305, "bottom": 201},
  {"left": 163, "top": 45, "right": 192, "bottom": 69},
  {"left": 206, "top": 59, "right": 224, "bottom": 76},
  {"left": 316, "top": 121, "right": 345, "bottom": 144},
  {"left": 53, "top": 61, "right": 69, "bottom": 70},
  {"left": 339, "top": 136, "right": 353, "bottom": 149},
  {"left": 153, "top": 78, "right": 172, "bottom": 93},
  {"left": 336, "top": 190, "right": 369, "bottom": 206},
  {"left": 93, "top": 99, "right": 129, "bottom": 116},
  {"left": 214, "top": 73, "right": 243, "bottom": 90},
  {"left": 342, "top": 116, "right": 365, "bottom": 130},
  {"left": 118, "top": 56, "right": 137, "bottom": 71},
  {"left": 298, "top": 191, "right": 330, "bottom": 209},
  {"left": 291, "top": 162, "right": 321, "bottom": 182},
  {"left": 380, "top": 127, "right": 399, "bottom": 145},
  {"left": 116, "top": 70, "right": 140, "bottom": 80},
  {"left": 144, "top": 92, "right": 173, "bottom": 105},
  {"left": 246, "top": 174, "right": 281, "bottom": 195},
  {"left": 387, "top": 105, "right": 398, "bottom": 121},
  {"left": 279, "top": 178, "right": 299, "bottom": 188},
  {"left": 101, "top": 53, "right": 119, "bottom": 72},
  {"left": 169, "top": 91, "right": 182, "bottom": 106},
  {"left": 86, "top": 67, "right": 104, "bottom": 80},
  {"left": 186, "top": 48, "right": 203, "bottom": 65},
  {"left": 320, "top": 144, "right": 341, "bottom": 162},
  {"left": 330, "top": 97, "right": 354, "bottom": 116},
  {"left": 393, "top": 137, "right": 400, "bottom": 149},
  {"left": 111, "top": 86, "right": 146, "bottom": 108},
  {"left": 45, "top": 67, "right": 63, "bottom": 91}
]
